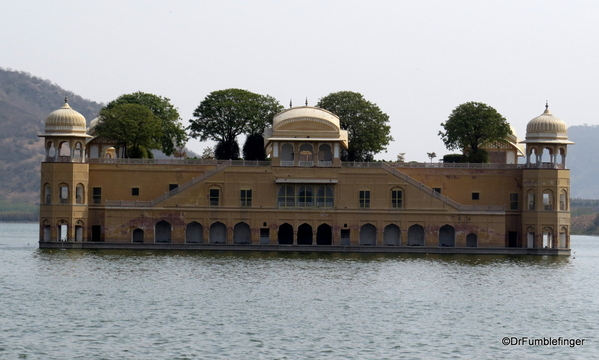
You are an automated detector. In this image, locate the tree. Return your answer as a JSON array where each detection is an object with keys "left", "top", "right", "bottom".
[
  {"left": 439, "top": 102, "right": 511, "bottom": 163},
  {"left": 104, "top": 92, "right": 187, "bottom": 156},
  {"left": 316, "top": 91, "right": 393, "bottom": 161},
  {"left": 243, "top": 133, "right": 267, "bottom": 160},
  {"left": 96, "top": 104, "right": 162, "bottom": 158},
  {"left": 188, "top": 89, "right": 283, "bottom": 160},
  {"left": 427, "top": 152, "right": 437, "bottom": 163}
]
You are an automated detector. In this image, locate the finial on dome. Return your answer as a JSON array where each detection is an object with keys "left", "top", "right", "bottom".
[
  {"left": 65, "top": 96, "right": 68, "bottom": 104},
  {"left": 289, "top": 99, "right": 293, "bottom": 108},
  {"left": 545, "top": 100, "right": 548, "bottom": 110},
  {"left": 305, "top": 97, "right": 308, "bottom": 106}
]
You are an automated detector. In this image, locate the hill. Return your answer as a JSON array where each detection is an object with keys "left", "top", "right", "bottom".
[{"left": 0, "top": 68, "right": 103, "bottom": 204}]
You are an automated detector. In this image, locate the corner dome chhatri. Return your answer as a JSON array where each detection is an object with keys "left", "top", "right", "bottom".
[
  {"left": 44, "top": 100, "right": 88, "bottom": 135},
  {"left": 524, "top": 104, "right": 569, "bottom": 143}
]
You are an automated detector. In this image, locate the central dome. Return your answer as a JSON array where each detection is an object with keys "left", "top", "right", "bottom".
[{"left": 44, "top": 101, "right": 87, "bottom": 134}]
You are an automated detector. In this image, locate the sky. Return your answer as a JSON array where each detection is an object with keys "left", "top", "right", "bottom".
[{"left": 2, "top": 0, "right": 598, "bottom": 161}]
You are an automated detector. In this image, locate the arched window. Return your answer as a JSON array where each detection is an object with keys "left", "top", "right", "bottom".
[
  {"left": 526, "top": 226, "right": 535, "bottom": 248},
  {"left": 318, "top": 144, "right": 332, "bottom": 165},
  {"left": 560, "top": 190, "right": 568, "bottom": 211},
  {"left": 44, "top": 183, "right": 52, "bottom": 204},
  {"left": 278, "top": 185, "right": 295, "bottom": 207},
  {"left": 559, "top": 227, "right": 568, "bottom": 248},
  {"left": 75, "top": 220, "right": 84, "bottom": 242},
  {"left": 299, "top": 144, "right": 313, "bottom": 162},
  {"left": 542, "top": 190, "right": 554, "bottom": 211},
  {"left": 542, "top": 227, "right": 554, "bottom": 248},
  {"left": 132, "top": 228, "right": 144, "bottom": 243},
  {"left": 297, "top": 186, "right": 313, "bottom": 207},
  {"left": 466, "top": 233, "right": 477, "bottom": 247},
  {"left": 58, "top": 141, "right": 71, "bottom": 158},
  {"left": 57, "top": 221, "right": 68, "bottom": 241},
  {"left": 527, "top": 190, "right": 535, "bottom": 210},
  {"left": 59, "top": 183, "right": 69, "bottom": 204},
  {"left": 73, "top": 142, "right": 83, "bottom": 159},
  {"left": 316, "top": 185, "right": 334, "bottom": 207},
  {"left": 209, "top": 222, "right": 227, "bottom": 244},
  {"left": 280, "top": 143, "right": 294, "bottom": 163},
  {"left": 76, "top": 184, "right": 84, "bottom": 204}
]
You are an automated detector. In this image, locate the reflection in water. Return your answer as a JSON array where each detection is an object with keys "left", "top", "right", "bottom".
[{"left": 0, "top": 223, "right": 597, "bottom": 359}]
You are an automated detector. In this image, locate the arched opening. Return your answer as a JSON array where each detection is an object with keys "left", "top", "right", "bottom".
[
  {"left": 466, "top": 233, "right": 477, "bottom": 247},
  {"left": 278, "top": 185, "right": 295, "bottom": 207},
  {"left": 297, "top": 185, "right": 313, "bottom": 207},
  {"left": 439, "top": 225, "right": 455, "bottom": 247},
  {"left": 384, "top": 224, "right": 400, "bottom": 246},
  {"left": 559, "top": 189, "right": 568, "bottom": 211},
  {"left": 186, "top": 222, "right": 203, "bottom": 243},
  {"left": 542, "top": 190, "right": 554, "bottom": 211},
  {"left": 278, "top": 223, "right": 294, "bottom": 244},
  {"left": 233, "top": 222, "right": 251, "bottom": 244},
  {"left": 89, "top": 144, "right": 99, "bottom": 159},
  {"left": 318, "top": 144, "right": 332, "bottom": 165},
  {"left": 155, "top": 220, "right": 172, "bottom": 243},
  {"left": 42, "top": 220, "right": 51, "bottom": 242},
  {"left": 76, "top": 184, "right": 84, "bottom": 204},
  {"left": 297, "top": 223, "right": 313, "bottom": 245},
  {"left": 316, "top": 185, "right": 334, "bottom": 207},
  {"left": 408, "top": 224, "right": 425, "bottom": 246},
  {"left": 542, "top": 227, "right": 554, "bottom": 248},
  {"left": 559, "top": 227, "right": 568, "bottom": 248},
  {"left": 299, "top": 144, "right": 313, "bottom": 164},
  {"left": 57, "top": 221, "right": 68, "bottom": 241},
  {"left": 75, "top": 221, "right": 83, "bottom": 242},
  {"left": 58, "top": 141, "right": 71, "bottom": 158},
  {"left": 527, "top": 190, "right": 536, "bottom": 210},
  {"left": 132, "top": 228, "right": 144, "bottom": 243},
  {"left": 44, "top": 183, "right": 51, "bottom": 204},
  {"left": 210, "top": 222, "right": 227, "bottom": 244},
  {"left": 316, "top": 224, "right": 332, "bottom": 245},
  {"left": 558, "top": 147, "right": 567, "bottom": 166},
  {"left": 360, "top": 223, "right": 377, "bottom": 245},
  {"left": 280, "top": 143, "right": 294, "bottom": 162},
  {"left": 73, "top": 141, "right": 83, "bottom": 159},
  {"left": 58, "top": 183, "right": 69, "bottom": 204},
  {"left": 526, "top": 226, "right": 535, "bottom": 248}
]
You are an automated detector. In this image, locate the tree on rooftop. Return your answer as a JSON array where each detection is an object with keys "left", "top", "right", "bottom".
[
  {"left": 316, "top": 91, "right": 393, "bottom": 161},
  {"left": 104, "top": 91, "right": 187, "bottom": 156},
  {"left": 95, "top": 104, "right": 162, "bottom": 158},
  {"left": 188, "top": 89, "right": 283, "bottom": 160},
  {"left": 439, "top": 102, "right": 511, "bottom": 163}
]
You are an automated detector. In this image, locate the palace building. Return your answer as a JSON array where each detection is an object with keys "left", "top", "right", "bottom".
[{"left": 38, "top": 100, "right": 573, "bottom": 255}]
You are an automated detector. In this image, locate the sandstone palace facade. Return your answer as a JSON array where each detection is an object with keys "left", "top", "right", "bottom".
[{"left": 38, "top": 101, "right": 573, "bottom": 255}]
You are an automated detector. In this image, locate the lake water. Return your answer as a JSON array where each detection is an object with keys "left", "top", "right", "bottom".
[{"left": 0, "top": 223, "right": 597, "bottom": 359}]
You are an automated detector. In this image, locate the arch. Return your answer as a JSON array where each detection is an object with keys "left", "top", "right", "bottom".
[
  {"left": 526, "top": 226, "right": 535, "bottom": 248},
  {"left": 559, "top": 189, "right": 568, "bottom": 211},
  {"left": 42, "top": 219, "right": 51, "bottom": 242},
  {"left": 89, "top": 144, "right": 99, "bottom": 159},
  {"left": 43, "top": 183, "right": 51, "bottom": 204},
  {"left": 297, "top": 185, "right": 313, "bottom": 207},
  {"left": 73, "top": 141, "right": 83, "bottom": 159},
  {"left": 542, "top": 189, "right": 554, "bottom": 211},
  {"left": 233, "top": 222, "right": 251, "bottom": 244},
  {"left": 439, "top": 225, "right": 455, "bottom": 247},
  {"left": 527, "top": 190, "right": 536, "bottom": 210},
  {"left": 360, "top": 223, "right": 377, "bottom": 245},
  {"left": 280, "top": 143, "right": 294, "bottom": 162},
  {"left": 209, "top": 222, "right": 227, "bottom": 244},
  {"left": 76, "top": 183, "right": 85, "bottom": 204},
  {"left": 559, "top": 227, "right": 568, "bottom": 248},
  {"left": 316, "top": 223, "right": 332, "bottom": 245},
  {"left": 58, "top": 141, "right": 71, "bottom": 158},
  {"left": 132, "top": 228, "right": 144, "bottom": 243},
  {"left": 542, "top": 227, "right": 554, "bottom": 248},
  {"left": 57, "top": 221, "right": 68, "bottom": 241},
  {"left": 278, "top": 223, "right": 294, "bottom": 244},
  {"left": 186, "top": 221, "right": 203, "bottom": 243},
  {"left": 155, "top": 220, "right": 172, "bottom": 243},
  {"left": 297, "top": 223, "right": 313, "bottom": 245},
  {"left": 318, "top": 144, "right": 332, "bottom": 162},
  {"left": 75, "top": 220, "right": 84, "bottom": 242},
  {"left": 384, "top": 224, "right": 401, "bottom": 246},
  {"left": 58, "top": 183, "right": 69, "bottom": 204},
  {"left": 299, "top": 143, "right": 313, "bottom": 161},
  {"left": 466, "top": 233, "right": 477, "bottom": 247},
  {"left": 408, "top": 224, "right": 424, "bottom": 246}
]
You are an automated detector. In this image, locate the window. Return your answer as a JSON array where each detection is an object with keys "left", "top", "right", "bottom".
[
  {"left": 59, "top": 184, "right": 69, "bottom": 204},
  {"left": 510, "top": 193, "right": 519, "bottom": 210},
  {"left": 359, "top": 190, "right": 370, "bottom": 208},
  {"left": 169, "top": 184, "right": 179, "bottom": 191},
  {"left": 560, "top": 190, "right": 567, "bottom": 211},
  {"left": 44, "top": 184, "right": 51, "bottom": 204},
  {"left": 93, "top": 187, "right": 102, "bottom": 204},
  {"left": 528, "top": 192, "right": 535, "bottom": 210},
  {"left": 240, "top": 189, "right": 252, "bottom": 207},
  {"left": 317, "top": 185, "right": 334, "bottom": 207},
  {"left": 132, "top": 187, "right": 140, "bottom": 196},
  {"left": 278, "top": 185, "right": 295, "bottom": 207},
  {"left": 471, "top": 192, "right": 480, "bottom": 200},
  {"left": 433, "top": 188, "right": 442, "bottom": 194},
  {"left": 543, "top": 191, "right": 553, "bottom": 211},
  {"left": 277, "top": 184, "right": 335, "bottom": 208},
  {"left": 209, "top": 188, "right": 220, "bottom": 206},
  {"left": 391, "top": 189, "right": 403, "bottom": 208},
  {"left": 76, "top": 184, "right": 84, "bottom": 204},
  {"left": 297, "top": 186, "right": 313, "bottom": 207}
]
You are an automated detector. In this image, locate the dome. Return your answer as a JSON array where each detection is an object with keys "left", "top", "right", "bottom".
[
  {"left": 525, "top": 105, "right": 568, "bottom": 141},
  {"left": 44, "top": 100, "right": 87, "bottom": 135},
  {"left": 88, "top": 117, "right": 101, "bottom": 134},
  {"left": 272, "top": 106, "right": 341, "bottom": 131}
]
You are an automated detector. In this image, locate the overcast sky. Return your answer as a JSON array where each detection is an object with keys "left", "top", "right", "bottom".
[{"left": 2, "top": 0, "right": 597, "bottom": 161}]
